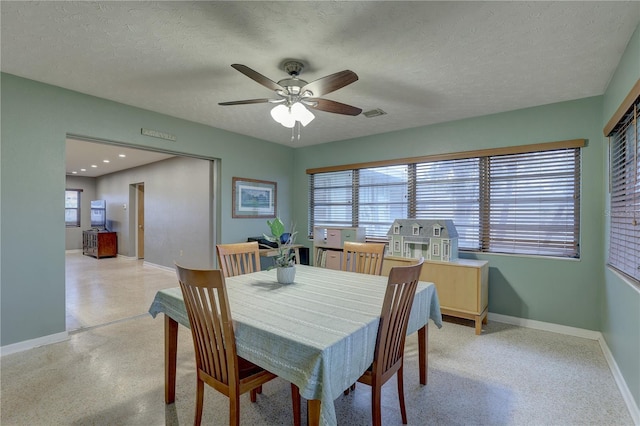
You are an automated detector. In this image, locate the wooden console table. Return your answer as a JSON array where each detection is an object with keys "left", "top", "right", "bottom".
[{"left": 383, "top": 256, "right": 489, "bottom": 334}]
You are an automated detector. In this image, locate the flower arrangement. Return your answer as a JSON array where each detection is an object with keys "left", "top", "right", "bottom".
[{"left": 264, "top": 217, "right": 297, "bottom": 269}]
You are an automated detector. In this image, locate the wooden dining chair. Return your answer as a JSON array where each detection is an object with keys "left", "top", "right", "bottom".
[
  {"left": 216, "top": 242, "right": 261, "bottom": 277},
  {"left": 176, "top": 264, "right": 301, "bottom": 426},
  {"left": 342, "top": 241, "right": 387, "bottom": 396},
  {"left": 177, "top": 264, "right": 302, "bottom": 426},
  {"left": 352, "top": 258, "right": 424, "bottom": 426},
  {"left": 342, "top": 241, "right": 386, "bottom": 276}
]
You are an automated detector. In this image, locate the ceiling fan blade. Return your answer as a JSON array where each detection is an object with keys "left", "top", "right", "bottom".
[
  {"left": 301, "top": 70, "right": 359, "bottom": 97},
  {"left": 307, "top": 98, "right": 362, "bottom": 116},
  {"left": 218, "top": 98, "right": 273, "bottom": 106},
  {"left": 231, "top": 64, "right": 284, "bottom": 92}
]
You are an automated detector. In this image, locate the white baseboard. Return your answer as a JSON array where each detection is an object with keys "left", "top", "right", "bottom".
[
  {"left": 1, "top": 331, "right": 69, "bottom": 357},
  {"left": 143, "top": 261, "right": 174, "bottom": 272},
  {"left": 65, "top": 249, "right": 82, "bottom": 253},
  {"left": 488, "top": 312, "right": 601, "bottom": 340},
  {"left": 597, "top": 334, "right": 640, "bottom": 425},
  {"left": 489, "top": 312, "right": 639, "bottom": 424},
  {"left": 117, "top": 255, "right": 138, "bottom": 260}
]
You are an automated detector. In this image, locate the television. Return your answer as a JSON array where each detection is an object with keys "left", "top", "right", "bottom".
[{"left": 90, "top": 200, "right": 107, "bottom": 230}]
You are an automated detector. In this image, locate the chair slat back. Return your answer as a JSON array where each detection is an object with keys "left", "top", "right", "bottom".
[
  {"left": 342, "top": 242, "right": 385, "bottom": 276},
  {"left": 176, "top": 264, "right": 237, "bottom": 386},
  {"left": 373, "top": 258, "right": 424, "bottom": 375},
  {"left": 216, "top": 242, "right": 261, "bottom": 277}
]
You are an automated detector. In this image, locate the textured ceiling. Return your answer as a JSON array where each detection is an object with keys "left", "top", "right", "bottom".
[{"left": 2, "top": 1, "right": 639, "bottom": 149}]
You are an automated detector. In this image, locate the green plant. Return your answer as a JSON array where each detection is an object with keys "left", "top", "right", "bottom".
[{"left": 264, "top": 217, "right": 297, "bottom": 269}]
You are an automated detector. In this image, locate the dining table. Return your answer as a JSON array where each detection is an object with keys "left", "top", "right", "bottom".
[{"left": 149, "top": 264, "right": 442, "bottom": 426}]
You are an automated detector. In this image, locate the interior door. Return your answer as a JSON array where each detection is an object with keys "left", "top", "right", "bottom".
[{"left": 137, "top": 183, "right": 144, "bottom": 259}]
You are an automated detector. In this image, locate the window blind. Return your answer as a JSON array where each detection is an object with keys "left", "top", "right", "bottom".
[
  {"left": 309, "top": 140, "right": 582, "bottom": 258},
  {"left": 357, "top": 165, "right": 409, "bottom": 238},
  {"left": 607, "top": 99, "right": 640, "bottom": 282},
  {"left": 483, "top": 149, "right": 581, "bottom": 257},
  {"left": 309, "top": 171, "right": 353, "bottom": 234},
  {"left": 413, "top": 158, "right": 481, "bottom": 250}
]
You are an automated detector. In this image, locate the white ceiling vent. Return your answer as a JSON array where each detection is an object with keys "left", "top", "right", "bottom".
[{"left": 363, "top": 108, "right": 387, "bottom": 118}]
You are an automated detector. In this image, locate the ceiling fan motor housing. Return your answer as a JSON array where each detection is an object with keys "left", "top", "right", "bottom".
[{"left": 283, "top": 60, "right": 304, "bottom": 76}]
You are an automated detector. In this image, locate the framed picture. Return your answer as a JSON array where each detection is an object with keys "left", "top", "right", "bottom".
[{"left": 232, "top": 177, "right": 277, "bottom": 218}]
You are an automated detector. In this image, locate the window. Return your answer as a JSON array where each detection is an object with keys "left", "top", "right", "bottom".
[
  {"left": 415, "top": 158, "right": 480, "bottom": 249},
  {"left": 65, "top": 189, "right": 82, "bottom": 227},
  {"left": 309, "top": 171, "right": 353, "bottom": 229},
  {"left": 606, "top": 84, "right": 639, "bottom": 283},
  {"left": 308, "top": 139, "right": 583, "bottom": 258},
  {"left": 483, "top": 149, "right": 581, "bottom": 257},
  {"left": 357, "top": 165, "right": 408, "bottom": 237}
]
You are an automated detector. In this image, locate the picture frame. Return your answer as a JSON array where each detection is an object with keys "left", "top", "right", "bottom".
[{"left": 232, "top": 177, "right": 277, "bottom": 218}]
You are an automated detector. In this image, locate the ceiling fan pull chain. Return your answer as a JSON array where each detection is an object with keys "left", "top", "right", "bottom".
[
  {"left": 297, "top": 122, "right": 301, "bottom": 141},
  {"left": 290, "top": 126, "right": 295, "bottom": 143}
]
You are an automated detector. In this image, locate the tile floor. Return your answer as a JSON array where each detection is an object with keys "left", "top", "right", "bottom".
[{"left": 0, "top": 252, "right": 634, "bottom": 425}]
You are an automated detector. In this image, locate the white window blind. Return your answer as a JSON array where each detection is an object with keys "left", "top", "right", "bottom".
[
  {"left": 607, "top": 100, "right": 640, "bottom": 282},
  {"left": 309, "top": 171, "right": 353, "bottom": 232},
  {"left": 483, "top": 149, "right": 581, "bottom": 257},
  {"left": 358, "top": 165, "right": 408, "bottom": 238},
  {"left": 308, "top": 140, "right": 582, "bottom": 258},
  {"left": 414, "top": 158, "right": 481, "bottom": 250}
]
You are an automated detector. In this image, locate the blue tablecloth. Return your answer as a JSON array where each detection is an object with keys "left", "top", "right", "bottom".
[{"left": 149, "top": 264, "right": 441, "bottom": 426}]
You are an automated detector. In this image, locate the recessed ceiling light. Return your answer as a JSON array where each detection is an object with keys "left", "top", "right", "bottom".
[
  {"left": 71, "top": 171, "right": 77, "bottom": 174},
  {"left": 119, "top": 154, "right": 126, "bottom": 158},
  {"left": 91, "top": 165, "right": 97, "bottom": 168},
  {"left": 103, "top": 159, "right": 110, "bottom": 163},
  {"left": 80, "top": 168, "right": 86, "bottom": 172}
]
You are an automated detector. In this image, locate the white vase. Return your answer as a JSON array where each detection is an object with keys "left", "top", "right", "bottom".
[{"left": 277, "top": 266, "right": 296, "bottom": 284}]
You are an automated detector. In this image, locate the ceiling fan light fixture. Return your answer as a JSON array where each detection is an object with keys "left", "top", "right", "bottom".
[
  {"left": 270, "top": 104, "right": 295, "bottom": 128},
  {"left": 291, "top": 102, "right": 315, "bottom": 127},
  {"left": 271, "top": 102, "right": 314, "bottom": 128}
]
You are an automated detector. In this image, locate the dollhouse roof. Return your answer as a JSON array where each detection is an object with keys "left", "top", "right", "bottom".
[{"left": 387, "top": 219, "right": 459, "bottom": 239}]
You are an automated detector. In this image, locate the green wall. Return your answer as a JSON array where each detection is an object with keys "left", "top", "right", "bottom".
[
  {"left": 294, "top": 96, "right": 604, "bottom": 330},
  {"left": 0, "top": 73, "right": 293, "bottom": 346},
  {"left": 601, "top": 24, "right": 640, "bottom": 410}
]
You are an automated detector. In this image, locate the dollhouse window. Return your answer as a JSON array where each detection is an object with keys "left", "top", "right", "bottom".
[
  {"left": 432, "top": 243, "right": 440, "bottom": 256},
  {"left": 394, "top": 240, "right": 400, "bottom": 252},
  {"left": 412, "top": 225, "right": 420, "bottom": 236},
  {"left": 433, "top": 226, "right": 441, "bottom": 237},
  {"left": 393, "top": 224, "right": 400, "bottom": 234}
]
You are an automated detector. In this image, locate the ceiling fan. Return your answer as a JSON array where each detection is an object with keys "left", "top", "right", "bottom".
[{"left": 219, "top": 60, "right": 362, "bottom": 136}]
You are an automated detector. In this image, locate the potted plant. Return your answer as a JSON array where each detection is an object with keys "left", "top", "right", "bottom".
[{"left": 264, "top": 217, "right": 298, "bottom": 284}]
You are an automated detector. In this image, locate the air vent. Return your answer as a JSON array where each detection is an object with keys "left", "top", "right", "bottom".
[{"left": 363, "top": 108, "right": 387, "bottom": 118}]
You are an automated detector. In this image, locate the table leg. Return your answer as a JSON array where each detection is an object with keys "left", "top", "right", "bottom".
[
  {"left": 308, "top": 399, "right": 321, "bottom": 426},
  {"left": 418, "top": 324, "right": 429, "bottom": 385},
  {"left": 165, "top": 314, "right": 178, "bottom": 404}
]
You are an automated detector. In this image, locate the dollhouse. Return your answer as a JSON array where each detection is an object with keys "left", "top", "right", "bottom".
[{"left": 387, "top": 219, "right": 459, "bottom": 262}]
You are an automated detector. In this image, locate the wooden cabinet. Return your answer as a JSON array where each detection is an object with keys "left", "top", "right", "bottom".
[
  {"left": 313, "top": 226, "right": 365, "bottom": 270},
  {"left": 83, "top": 230, "right": 118, "bottom": 259},
  {"left": 383, "top": 256, "right": 489, "bottom": 334}
]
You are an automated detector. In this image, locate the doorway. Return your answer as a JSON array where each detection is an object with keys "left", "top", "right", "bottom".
[
  {"left": 136, "top": 183, "right": 144, "bottom": 259},
  {"left": 65, "top": 135, "right": 219, "bottom": 331}
]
